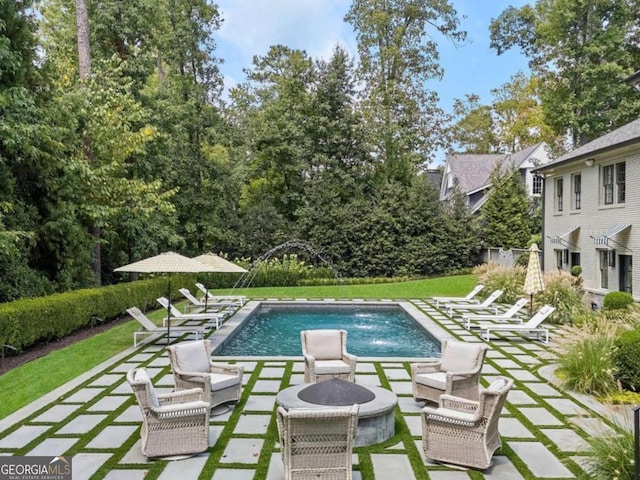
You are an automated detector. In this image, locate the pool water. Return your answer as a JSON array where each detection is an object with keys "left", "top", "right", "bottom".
[{"left": 216, "top": 304, "right": 440, "bottom": 357}]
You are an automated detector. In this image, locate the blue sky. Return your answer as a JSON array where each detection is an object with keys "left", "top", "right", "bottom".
[{"left": 214, "top": 0, "right": 531, "bottom": 163}]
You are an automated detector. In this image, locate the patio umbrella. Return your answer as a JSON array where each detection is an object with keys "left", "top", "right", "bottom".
[
  {"left": 192, "top": 253, "right": 247, "bottom": 309},
  {"left": 115, "top": 252, "right": 218, "bottom": 344},
  {"left": 523, "top": 243, "right": 545, "bottom": 315}
]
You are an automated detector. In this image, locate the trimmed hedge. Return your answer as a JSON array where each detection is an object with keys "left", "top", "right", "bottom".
[
  {"left": 0, "top": 275, "right": 196, "bottom": 352},
  {"left": 613, "top": 327, "right": 640, "bottom": 391},
  {"left": 603, "top": 291, "right": 634, "bottom": 311}
]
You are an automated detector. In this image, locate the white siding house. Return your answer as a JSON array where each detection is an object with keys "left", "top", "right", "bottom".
[{"left": 535, "top": 118, "right": 640, "bottom": 302}]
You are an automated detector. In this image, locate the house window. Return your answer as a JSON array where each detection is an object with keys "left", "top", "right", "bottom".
[
  {"left": 555, "top": 249, "right": 563, "bottom": 270},
  {"left": 532, "top": 175, "right": 542, "bottom": 195},
  {"left": 555, "top": 178, "right": 563, "bottom": 212},
  {"left": 602, "top": 161, "right": 626, "bottom": 205},
  {"left": 617, "top": 162, "right": 626, "bottom": 203},
  {"left": 572, "top": 173, "right": 581, "bottom": 210},
  {"left": 599, "top": 249, "right": 609, "bottom": 289}
]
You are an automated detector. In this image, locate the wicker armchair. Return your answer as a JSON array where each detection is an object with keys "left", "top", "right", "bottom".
[
  {"left": 421, "top": 376, "right": 514, "bottom": 469},
  {"left": 126, "top": 368, "right": 210, "bottom": 458},
  {"left": 411, "top": 339, "right": 487, "bottom": 403},
  {"left": 301, "top": 329, "right": 357, "bottom": 383},
  {"left": 167, "top": 339, "right": 243, "bottom": 410},
  {"left": 276, "top": 405, "right": 359, "bottom": 480}
]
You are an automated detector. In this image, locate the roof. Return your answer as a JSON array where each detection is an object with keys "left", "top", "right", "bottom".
[
  {"left": 424, "top": 168, "right": 442, "bottom": 190},
  {"left": 508, "top": 143, "right": 544, "bottom": 168},
  {"left": 626, "top": 69, "right": 640, "bottom": 87},
  {"left": 444, "top": 153, "right": 505, "bottom": 194},
  {"left": 537, "top": 118, "right": 640, "bottom": 171}
]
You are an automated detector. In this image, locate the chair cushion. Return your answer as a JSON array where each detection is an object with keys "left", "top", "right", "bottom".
[
  {"left": 305, "top": 330, "right": 343, "bottom": 360},
  {"left": 440, "top": 342, "right": 481, "bottom": 372},
  {"left": 209, "top": 373, "right": 240, "bottom": 392},
  {"left": 135, "top": 369, "right": 159, "bottom": 407},
  {"left": 315, "top": 360, "right": 351, "bottom": 375},
  {"left": 415, "top": 372, "right": 447, "bottom": 389},
  {"left": 175, "top": 341, "right": 210, "bottom": 373},
  {"left": 486, "top": 378, "right": 507, "bottom": 393}
]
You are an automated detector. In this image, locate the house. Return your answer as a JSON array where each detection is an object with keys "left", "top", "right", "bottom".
[
  {"left": 534, "top": 118, "right": 640, "bottom": 301},
  {"left": 439, "top": 143, "right": 551, "bottom": 213}
]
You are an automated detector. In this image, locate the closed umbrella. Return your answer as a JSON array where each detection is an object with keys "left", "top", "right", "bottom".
[
  {"left": 115, "top": 252, "right": 218, "bottom": 344},
  {"left": 523, "top": 243, "right": 545, "bottom": 315}
]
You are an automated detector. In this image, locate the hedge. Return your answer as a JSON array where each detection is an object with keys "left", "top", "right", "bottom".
[{"left": 0, "top": 275, "right": 197, "bottom": 353}]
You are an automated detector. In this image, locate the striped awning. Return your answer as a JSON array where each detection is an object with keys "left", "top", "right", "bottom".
[
  {"left": 549, "top": 226, "right": 580, "bottom": 244},
  {"left": 593, "top": 224, "right": 631, "bottom": 246}
]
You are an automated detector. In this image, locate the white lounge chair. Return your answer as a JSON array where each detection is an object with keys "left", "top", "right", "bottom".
[
  {"left": 126, "top": 307, "right": 206, "bottom": 347},
  {"left": 178, "top": 288, "right": 234, "bottom": 314},
  {"left": 478, "top": 305, "right": 555, "bottom": 343},
  {"left": 462, "top": 298, "right": 529, "bottom": 329},
  {"left": 446, "top": 290, "right": 504, "bottom": 316},
  {"left": 195, "top": 282, "right": 247, "bottom": 307},
  {"left": 156, "top": 297, "right": 224, "bottom": 329},
  {"left": 432, "top": 284, "right": 484, "bottom": 308}
]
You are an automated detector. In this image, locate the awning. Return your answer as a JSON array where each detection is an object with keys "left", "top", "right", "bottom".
[
  {"left": 549, "top": 226, "right": 580, "bottom": 245},
  {"left": 593, "top": 224, "right": 631, "bottom": 246}
]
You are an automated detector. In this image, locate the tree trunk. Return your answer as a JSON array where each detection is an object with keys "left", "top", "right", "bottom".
[{"left": 76, "top": 0, "right": 101, "bottom": 286}]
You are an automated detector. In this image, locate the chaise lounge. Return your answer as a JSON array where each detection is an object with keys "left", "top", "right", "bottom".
[{"left": 478, "top": 305, "right": 555, "bottom": 343}]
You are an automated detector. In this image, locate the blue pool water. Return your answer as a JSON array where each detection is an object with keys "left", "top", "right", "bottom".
[{"left": 216, "top": 304, "right": 440, "bottom": 357}]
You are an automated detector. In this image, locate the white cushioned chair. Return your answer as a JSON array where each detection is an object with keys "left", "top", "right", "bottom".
[
  {"left": 422, "top": 376, "right": 513, "bottom": 469},
  {"left": 411, "top": 339, "right": 488, "bottom": 403},
  {"left": 127, "top": 368, "right": 210, "bottom": 458},
  {"left": 167, "top": 339, "right": 243, "bottom": 411},
  {"left": 301, "top": 329, "right": 357, "bottom": 383}
]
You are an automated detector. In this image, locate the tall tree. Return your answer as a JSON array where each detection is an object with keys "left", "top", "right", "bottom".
[
  {"left": 490, "top": 0, "right": 640, "bottom": 148},
  {"left": 345, "top": 0, "right": 466, "bottom": 182},
  {"left": 451, "top": 94, "right": 499, "bottom": 153}
]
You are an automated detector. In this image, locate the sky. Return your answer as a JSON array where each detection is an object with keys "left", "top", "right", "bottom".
[{"left": 214, "top": 0, "right": 531, "bottom": 164}]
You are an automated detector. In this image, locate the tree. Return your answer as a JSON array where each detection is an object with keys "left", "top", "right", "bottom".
[
  {"left": 490, "top": 0, "right": 640, "bottom": 148},
  {"left": 480, "top": 164, "right": 534, "bottom": 249},
  {"left": 345, "top": 0, "right": 466, "bottom": 182},
  {"left": 451, "top": 94, "right": 499, "bottom": 153}
]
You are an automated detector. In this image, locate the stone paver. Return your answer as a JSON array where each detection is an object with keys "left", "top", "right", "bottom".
[
  {"left": 517, "top": 408, "right": 563, "bottom": 426},
  {"left": 234, "top": 414, "right": 271, "bottom": 434},
  {"left": 157, "top": 454, "right": 208, "bottom": 480},
  {"left": 244, "top": 395, "right": 277, "bottom": 412},
  {"left": 371, "top": 454, "right": 416, "bottom": 480},
  {"left": 0, "top": 425, "right": 50, "bottom": 448},
  {"left": 57, "top": 414, "right": 107, "bottom": 434},
  {"left": 541, "top": 428, "right": 588, "bottom": 452},
  {"left": 220, "top": 438, "right": 264, "bottom": 464},
  {"left": 86, "top": 425, "right": 138, "bottom": 449},
  {"left": 72, "top": 453, "right": 113, "bottom": 480},
  {"left": 508, "top": 442, "right": 574, "bottom": 478}
]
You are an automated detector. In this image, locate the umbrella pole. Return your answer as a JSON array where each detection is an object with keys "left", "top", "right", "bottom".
[
  {"left": 530, "top": 294, "right": 534, "bottom": 316},
  {"left": 167, "top": 274, "right": 172, "bottom": 345}
]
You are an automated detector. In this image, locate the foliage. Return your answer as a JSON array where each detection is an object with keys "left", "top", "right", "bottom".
[
  {"left": 603, "top": 291, "right": 634, "bottom": 311},
  {"left": 582, "top": 417, "right": 635, "bottom": 480},
  {"left": 480, "top": 164, "right": 534, "bottom": 249},
  {"left": 570, "top": 265, "right": 582, "bottom": 277},
  {"left": 557, "top": 334, "right": 617, "bottom": 395},
  {"left": 535, "top": 271, "right": 588, "bottom": 324},
  {"left": 490, "top": 0, "right": 640, "bottom": 148},
  {"left": 613, "top": 327, "right": 640, "bottom": 391},
  {"left": 472, "top": 263, "right": 526, "bottom": 304}
]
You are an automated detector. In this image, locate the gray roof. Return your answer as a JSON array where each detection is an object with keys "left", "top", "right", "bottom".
[
  {"left": 508, "top": 143, "right": 543, "bottom": 168},
  {"left": 539, "top": 117, "right": 640, "bottom": 170},
  {"left": 445, "top": 153, "right": 505, "bottom": 194}
]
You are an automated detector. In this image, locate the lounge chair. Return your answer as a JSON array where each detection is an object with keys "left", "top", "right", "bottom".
[
  {"left": 156, "top": 296, "right": 224, "bottom": 329},
  {"left": 478, "top": 305, "right": 555, "bottom": 343},
  {"left": 277, "top": 404, "right": 359, "bottom": 480},
  {"left": 178, "top": 288, "right": 235, "bottom": 314},
  {"left": 301, "top": 329, "right": 357, "bottom": 383},
  {"left": 462, "top": 298, "right": 528, "bottom": 329},
  {"left": 194, "top": 282, "right": 247, "bottom": 307},
  {"left": 411, "top": 339, "right": 488, "bottom": 403},
  {"left": 167, "top": 339, "right": 243, "bottom": 411},
  {"left": 432, "top": 284, "right": 484, "bottom": 308},
  {"left": 127, "top": 367, "right": 210, "bottom": 458},
  {"left": 126, "top": 307, "right": 206, "bottom": 347},
  {"left": 445, "top": 289, "right": 503, "bottom": 316},
  {"left": 422, "top": 376, "right": 514, "bottom": 469}
]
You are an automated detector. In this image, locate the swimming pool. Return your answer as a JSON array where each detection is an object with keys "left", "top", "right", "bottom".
[{"left": 215, "top": 303, "right": 441, "bottom": 357}]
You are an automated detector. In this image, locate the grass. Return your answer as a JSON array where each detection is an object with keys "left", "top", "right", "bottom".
[{"left": 0, "top": 275, "right": 475, "bottom": 420}]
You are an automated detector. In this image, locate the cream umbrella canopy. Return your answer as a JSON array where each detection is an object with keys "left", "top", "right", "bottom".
[
  {"left": 115, "top": 252, "right": 218, "bottom": 344},
  {"left": 523, "top": 243, "right": 545, "bottom": 315},
  {"left": 192, "top": 253, "right": 248, "bottom": 309}
]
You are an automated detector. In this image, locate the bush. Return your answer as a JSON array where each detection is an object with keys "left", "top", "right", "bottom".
[
  {"left": 570, "top": 265, "right": 582, "bottom": 277},
  {"left": 613, "top": 328, "right": 640, "bottom": 391},
  {"left": 583, "top": 418, "right": 635, "bottom": 480},
  {"left": 603, "top": 291, "right": 634, "bottom": 311},
  {"left": 557, "top": 334, "right": 617, "bottom": 395},
  {"left": 534, "top": 271, "right": 587, "bottom": 324},
  {"left": 472, "top": 263, "right": 526, "bottom": 304}
]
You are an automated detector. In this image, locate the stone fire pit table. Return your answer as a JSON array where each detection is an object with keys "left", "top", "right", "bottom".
[{"left": 276, "top": 379, "right": 398, "bottom": 447}]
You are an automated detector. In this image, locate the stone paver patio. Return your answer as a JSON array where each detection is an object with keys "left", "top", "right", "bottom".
[{"left": 0, "top": 298, "right": 627, "bottom": 479}]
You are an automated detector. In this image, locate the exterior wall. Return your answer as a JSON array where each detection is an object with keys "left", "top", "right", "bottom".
[
  {"left": 519, "top": 144, "right": 552, "bottom": 197},
  {"left": 541, "top": 146, "right": 640, "bottom": 301}
]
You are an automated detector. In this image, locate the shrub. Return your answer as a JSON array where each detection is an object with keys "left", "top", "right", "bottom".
[
  {"left": 603, "top": 291, "right": 634, "bottom": 311},
  {"left": 613, "top": 327, "right": 640, "bottom": 391},
  {"left": 583, "top": 417, "right": 635, "bottom": 480},
  {"left": 570, "top": 265, "right": 582, "bottom": 277},
  {"left": 557, "top": 334, "right": 617, "bottom": 395},
  {"left": 534, "top": 271, "right": 587, "bottom": 324},
  {"left": 472, "top": 263, "right": 526, "bottom": 304}
]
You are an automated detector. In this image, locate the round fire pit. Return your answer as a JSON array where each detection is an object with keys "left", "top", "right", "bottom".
[{"left": 276, "top": 381, "right": 398, "bottom": 446}]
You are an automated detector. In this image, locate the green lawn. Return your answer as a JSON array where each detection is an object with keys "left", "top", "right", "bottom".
[{"left": 0, "top": 275, "right": 475, "bottom": 419}]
